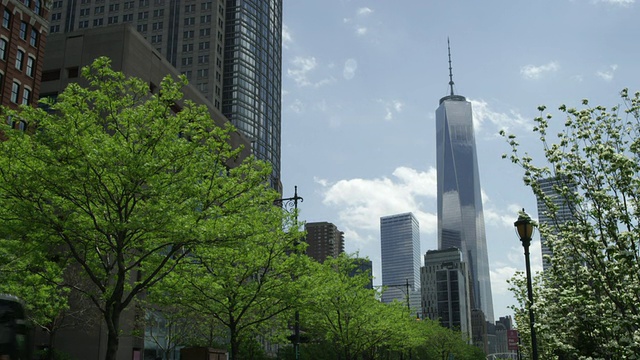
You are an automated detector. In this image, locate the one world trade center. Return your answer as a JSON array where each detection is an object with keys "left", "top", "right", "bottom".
[{"left": 435, "top": 42, "right": 494, "bottom": 323}]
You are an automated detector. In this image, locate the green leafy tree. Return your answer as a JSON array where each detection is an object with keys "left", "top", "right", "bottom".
[
  {"left": 0, "top": 57, "right": 272, "bottom": 360},
  {"left": 152, "top": 199, "right": 310, "bottom": 360},
  {"left": 502, "top": 89, "right": 640, "bottom": 359}
]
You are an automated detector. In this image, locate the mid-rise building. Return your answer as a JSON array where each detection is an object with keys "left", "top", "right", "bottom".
[
  {"left": 0, "top": 0, "right": 49, "bottom": 111},
  {"left": 304, "top": 221, "right": 344, "bottom": 263},
  {"left": 421, "top": 248, "right": 472, "bottom": 339},
  {"left": 49, "top": 0, "right": 283, "bottom": 190},
  {"left": 536, "top": 176, "right": 576, "bottom": 271},
  {"left": 380, "top": 212, "right": 420, "bottom": 307},
  {"left": 435, "top": 43, "right": 494, "bottom": 322}
]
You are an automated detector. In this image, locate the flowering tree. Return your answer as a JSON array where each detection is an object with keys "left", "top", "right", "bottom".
[{"left": 502, "top": 89, "right": 640, "bottom": 358}]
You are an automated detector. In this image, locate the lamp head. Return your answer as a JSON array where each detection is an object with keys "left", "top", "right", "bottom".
[{"left": 514, "top": 208, "right": 535, "bottom": 244}]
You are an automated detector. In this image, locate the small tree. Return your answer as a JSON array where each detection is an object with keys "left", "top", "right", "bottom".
[
  {"left": 0, "top": 57, "right": 272, "bottom": 360},
  {"left": 502, "top": 89, "right": 640, "bottom": 358}
]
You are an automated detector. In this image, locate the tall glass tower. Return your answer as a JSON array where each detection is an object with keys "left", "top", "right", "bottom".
[
  {"left": 435, "top": 43, "right": 494, "bottom": 322},
  {"left": 380, "top": 213, "right": 420, "bottom": 305}
]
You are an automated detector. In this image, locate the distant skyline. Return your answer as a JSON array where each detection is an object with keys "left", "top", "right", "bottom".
[{"left": 280, "top": 0, "right": 639, "bottom": 319}]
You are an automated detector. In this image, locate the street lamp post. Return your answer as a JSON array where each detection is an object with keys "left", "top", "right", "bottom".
[
  {"left": 514, "top": 209, "right": 539, "bottom": 360},
  {"left": 274, "top": 186, "right": 303, "bottom": 360}
]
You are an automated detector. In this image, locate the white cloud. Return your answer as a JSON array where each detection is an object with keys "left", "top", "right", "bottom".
[
  {"left": 282, "top": 24, "right": 292, "bottom": 49},
  {"left": 378, "top": 99, "right": 404, "bottom": 121},
  {"left": 490, "top": 266, "right": 518, "bottom": 295},
  {"left": 356, "top": 27, "right": 368, "bottom": 36},
  {"left": 288, "top": 99, "right": 304, "bottom": 113},
  {"left": 357, "top": 7, "right": 373, "bottom": 16},
  {"left": 596, "top": 64, "right": 618, "bottom": 81},
  {"left": 520, "top": 61, "right": 560, "bottom": 80},
  {"left": 343, "top": 58, "right": 358, "bottom": 80},
  {"left": 319, "top": 167, "right": 438, "bottom": 236},
  {"left": 469, "top": 99, "right": 528, "bottom": 134},
  {"left": 597, "top": 0, "right": 634, "bottom": 4},
  {"left": 287, "top": 56, "right": 336, "bottom": 88}
]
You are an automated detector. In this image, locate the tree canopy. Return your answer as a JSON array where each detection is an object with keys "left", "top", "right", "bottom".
[{"left": 502, "top": 89, "right": 640, "bottom": 359}]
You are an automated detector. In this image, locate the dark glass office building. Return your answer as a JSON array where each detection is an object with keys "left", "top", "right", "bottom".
[
  {"left": 436, "top": 89, "right": 494, "bottom": 323},
  {"left": 49, "top": 0, "right": 283, "bottom": 190}
]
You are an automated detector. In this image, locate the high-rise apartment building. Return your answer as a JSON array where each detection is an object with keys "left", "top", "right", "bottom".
[
  {"left": 49, "top": 0, "right": 283, "bottom": 190},
  {"left": 421, "top": 248, "right": 472, "bottom": 339},
  {"left": 536, "top": 176, "right": 576, "bottom": 271},
  {"left": 304, "top": 221, "right": 344, "bottom": 263},
  {"left": 0, "top": 0, "right": 48, "bottom": 111},
  {"left": 435, "top": 44, "right": 494, "bottom": 322},
  {"left": 380, "top": 213, "right": 420, "bottom": 306}
]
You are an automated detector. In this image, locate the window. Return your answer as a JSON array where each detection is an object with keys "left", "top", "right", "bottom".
[
  {"left": 138, "top": 0, "right": 148, "bottom": 6},
  {"left": 80, "top": 8, "right": 90, "bottom": 16},
  {"left": 52, "top": 0, "right": 62, "bottom": 8},
  {"left": 30, "top": 29, "right": 38, "bottom": 47},
  {"left": 183, "top": 30, "right": 194, "bottom": 39},
  {"left": 201, "top": 2, "right": 211, "bottom": 10},
  {"left": 136, "top": 23, "right": 147, "bottom": 32},
  {"left": 22, "top": 88, "right": 31, "bottom": 105},
  {"left": 153, "top": 9, "right": 163, "bottom": 16},
  {"left": 200, "top": 15, "right": 211, "bottom": 23},
  {"left": 108, "top": 3, "right": 118, "bottom": 11},
  {"left": 3, "top": 9, "right": 10, "bottom": 29},
  {"left": 15, "top": 50, "right": 24, "bottom": 70},
  {"left": 78, "top": 20, "right": 89, "bottom": 28},
  {"left": 152, "top": 21, "right": 162, "bottom": 30},
  {"left": 199, "top": 28, "right": 210, "bottom": 36},
  {"left": 197, "top": 54, "right": 209, "bottom": 64},
  {"left": 0, "top": 39, "right": 7, "bottom": 60},
  {"left": 93, "top": 18, "right": 103, "bottom": 26},
  {"left": 34, "top": 0, "right": 41, "bottom": 15},
  {"left": 10, "top": 82, "right": 19, "bottom": 103},
  {"left": 181, "top": 57, "right": 192, "bottom": 66},
  {"left": 137, "top": 11, "right": 148, "bottom": 19},
  {"left": 123, "top": 13, "right": 133, "bottom": 21},
  {"left": 151, "top": 34, "right": 161, "bottom": 43},
  {"left": 184, "top": 17, "right": 194, "bottom": 25},
  {"left": 50, "top": 25, "right": 60, "bottom": 33},
  {"left": 51, "top": 13, "right": 62, "bottom": 21},
  {"left": 123, "top": 1, "right": 134, "bottom": 9},
  {"left": 26, "top": 56, "right": 35, "bottom": 77},
  {"left": 94, "top": 5, "right": 104, "bottom": 14},
  {"left": 198, "top": 41, "right": 209, "bottom": 50},
  {"left": 19, "top": 22, "right": 28, "bottom": 40},
  {"left": 184, "top": 4, "right": 195, "bottom": 12},
  {"left": 181, "top": 70, "right": 192, "bottom": 79},
  {"left": 182, "top": 43, "right": 193, "bottom": 52},
  {"left": 108, "top": 16, "right": 118, "bottom": 24},
  {"left": 197, "top": 83, "right": 208, "bottom": 92},
  {"left": 197, "top": 69, "right": 208, "bottom": 77}
]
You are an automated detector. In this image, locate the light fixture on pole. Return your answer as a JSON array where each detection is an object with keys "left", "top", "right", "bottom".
[{"left": 514, "top": 209, "right": 538, "bottom": 360}]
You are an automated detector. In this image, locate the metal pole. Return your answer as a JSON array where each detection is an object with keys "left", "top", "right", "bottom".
[{"left": 523, "top": 241, "right": 538, "bottom": 360}]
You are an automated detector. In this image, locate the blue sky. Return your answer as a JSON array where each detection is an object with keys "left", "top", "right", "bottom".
[{"left": 279, "top": 0, "right": 639, "bottom": 319}]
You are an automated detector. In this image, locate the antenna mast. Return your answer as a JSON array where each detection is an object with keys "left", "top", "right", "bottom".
[{"left": 448, "top": 38, "right": 454, "bottom": 96}]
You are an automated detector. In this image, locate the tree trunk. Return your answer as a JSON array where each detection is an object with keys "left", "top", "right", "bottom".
[
  {"left": 104, "top": 305, "right": 122, "bottom": 360},
  {"left": 229, "top": 325, "right": 239, "bottom": 360}
]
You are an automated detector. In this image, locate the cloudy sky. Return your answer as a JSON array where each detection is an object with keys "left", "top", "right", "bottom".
[{"left": 279, "top": 0, "right": 639, "bottom": 319}]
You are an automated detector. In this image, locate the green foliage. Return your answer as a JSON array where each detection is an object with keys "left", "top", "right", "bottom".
[
  {"left": 502, "top": 89, "right": 640, "bottom": 359},
  {"left": 0, "top": 57, "right": 272, "bottom": 360}
]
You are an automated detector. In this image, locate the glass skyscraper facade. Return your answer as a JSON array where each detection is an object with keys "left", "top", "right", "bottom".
[
  {"left": 49, "top": 0, "right": 283, "bottom": 190},
  {"left": 436, "top": 92, "right": 494, "bottom": 323},
  {"left": 380, "top": 212, "right": 420, "bottom": 305}
]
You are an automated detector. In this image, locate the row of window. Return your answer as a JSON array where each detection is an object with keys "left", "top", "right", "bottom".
[
  {"left": 0, "top": 39, "right": 37, "bottom": 77},
  {"left": 3, "top": 9, "right": 40, "bottom": 47},
  {"left": 6, "top": 80, "right": 33, "bottom": 105}
]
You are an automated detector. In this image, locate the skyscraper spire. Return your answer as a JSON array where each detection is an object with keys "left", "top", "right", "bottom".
[{"left": 448, "top": 37, "right": 455, "bottom": 96}]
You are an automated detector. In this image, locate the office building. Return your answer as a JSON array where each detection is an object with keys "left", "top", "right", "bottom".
[
  {"left": 304, "top": 221, "right": 344, "bottom": 263},
  {"left": 49, "top": 0, "right": 283, "bottom": 190},
  {"left": 421, "top": 248, "right": 472, "bottom": 339},
  {"left": 0, "top": 0, "right": 48, "bottom": 111},
  {"left": 380, "top": 212, "right": 420, "bottom": 307},
  {"left": 350, "top": 257, "right": 373, "bottom": 289},
  {"left": 435, "top": 44, "right": 494, "bottom": 322},
  {"left": 536, "top": 176, "right": 576, "bottom": 271}
]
